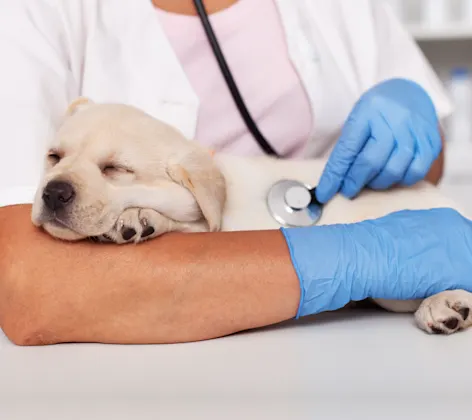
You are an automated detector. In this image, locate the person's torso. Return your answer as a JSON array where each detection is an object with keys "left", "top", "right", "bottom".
[
  {"left": 156, "top": 0, "right": 314, "bottom": 158},
  {"left": 66, "top": 0, "right": 376, "bottom": 158}
]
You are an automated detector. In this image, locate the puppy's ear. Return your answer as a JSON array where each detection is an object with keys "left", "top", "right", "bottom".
[
  {"left": 167, "top": 151, "right": 226, "bottom": 232},
  {"left": 66, "top": 97, "right": 95, "bottom": 116}
]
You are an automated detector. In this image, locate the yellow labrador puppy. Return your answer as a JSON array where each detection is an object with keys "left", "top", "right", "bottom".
[{"left": 32, "top": 98, "right": 472, "bottom": 335}]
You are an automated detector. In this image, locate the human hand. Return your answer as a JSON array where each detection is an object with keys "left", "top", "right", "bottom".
[
  {"left": 281, "top": 208, "right": 472, "bottom": 318},
  {"left": 315, "top": 78, "right": 442, "bottom": 204}
]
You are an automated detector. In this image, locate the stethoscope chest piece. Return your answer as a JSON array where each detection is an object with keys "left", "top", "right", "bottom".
[{"left": 266, "top": 180, "right": 323, "bottom": 227}]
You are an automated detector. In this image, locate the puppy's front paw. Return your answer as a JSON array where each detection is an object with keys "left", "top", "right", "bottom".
[
  {"left": 95, "top": 208, "right": 170, "bottom": 244},
  {"left": 414, "top": 290, "right": 472, "bottom": 335},
  {"left": 96, "top": 208, "right": 209, "bottom": 244}
]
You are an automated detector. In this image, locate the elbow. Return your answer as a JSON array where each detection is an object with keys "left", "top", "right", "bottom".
[
  {"left": 3, "top": 326, "right": 56, "bottom": 347},
  {"left": 3, "top": 328, "right": 41, "bottom": 347},
  {"left": 3, "top": 317, "right": 58, "bottom": 347},
  {"left": 1, "top": 298, "right": 59, "bottom": 347},
  {"left": 0, "top": 207, "right": 63, "bottom": 346}
]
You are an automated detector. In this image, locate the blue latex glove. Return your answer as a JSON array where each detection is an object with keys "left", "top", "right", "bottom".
[
  {"left": 281, "top": 208, "right": 472, "bottom": 318},
  {"left": 316, "top": 78, "right": 442, "bottom": 204}
]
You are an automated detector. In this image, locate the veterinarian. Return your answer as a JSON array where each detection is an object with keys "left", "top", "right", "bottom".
[{"left": 1, "top": 0, "right": 472, "bottom": 345}]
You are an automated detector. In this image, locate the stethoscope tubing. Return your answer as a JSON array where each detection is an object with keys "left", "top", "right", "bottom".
[{"left": 192, "top": 0, "right": 280, "bottom": 156}]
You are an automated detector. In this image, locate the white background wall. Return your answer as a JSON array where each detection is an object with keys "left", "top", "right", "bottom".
[{"left": 401, "top": 0, "right": 472, "bottom": 78}]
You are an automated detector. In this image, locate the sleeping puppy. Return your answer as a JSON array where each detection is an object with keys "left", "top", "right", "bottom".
[{"left": 32, "top": 97, "right": 472, "bottom": 335}]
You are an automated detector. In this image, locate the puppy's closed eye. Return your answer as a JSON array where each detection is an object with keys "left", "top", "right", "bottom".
[
  {"left": 101, "top": 163, "right": 134, "bottom": 179},
  {"left": 47, "top": 151, "right": 62, "bottom": 166}
]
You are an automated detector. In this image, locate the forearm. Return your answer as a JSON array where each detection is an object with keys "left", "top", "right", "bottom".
[{"left": 0, "top": 205, "right": 300, "bottom": 345}]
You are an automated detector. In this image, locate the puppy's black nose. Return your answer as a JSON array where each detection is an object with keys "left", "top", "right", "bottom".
[{"left": 42, "top": 180, "right": 76, "bottom": 211}]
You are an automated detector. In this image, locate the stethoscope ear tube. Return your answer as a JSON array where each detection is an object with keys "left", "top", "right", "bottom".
[{"left": 192, "top": 0, "right": 280, "bottom": 157}]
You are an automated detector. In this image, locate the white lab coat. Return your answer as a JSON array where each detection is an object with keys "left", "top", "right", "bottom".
[{"left": 0, "top": 0, "right": 453, "bottom": 208}]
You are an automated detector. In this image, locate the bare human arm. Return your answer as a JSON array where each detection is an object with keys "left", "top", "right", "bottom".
[{"left": 0, "top": 204, "right": 301, "bottom": 346}]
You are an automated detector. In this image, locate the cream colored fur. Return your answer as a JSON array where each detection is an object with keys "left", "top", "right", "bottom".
[{"left": 32, "top": 99, "right": 472, "bottom": 335}]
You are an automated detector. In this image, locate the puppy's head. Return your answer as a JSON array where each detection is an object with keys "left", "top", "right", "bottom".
[{"left": 32, "top": 98, "right": 226, "bottom": 241}]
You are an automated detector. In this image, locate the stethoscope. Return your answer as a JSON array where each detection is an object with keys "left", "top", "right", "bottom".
[{"left": 193, "top": 0, "right": 324, "bottom": 227}]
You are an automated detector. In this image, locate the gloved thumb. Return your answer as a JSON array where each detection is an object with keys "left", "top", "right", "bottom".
[{"left": 316, "top": 112, "right": 370, "bottom": 203}]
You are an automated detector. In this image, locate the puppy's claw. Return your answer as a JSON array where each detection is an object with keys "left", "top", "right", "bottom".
[
  {"left": 430, "top": 326, "right": 445, "bottom": 334},
  {"left": 142, "top": 226, "right": 155, "bottom": 238},
  {"left": 122, "top": 227, "right": 137, "bottom": 241},
  {"left": 443, "top": 317, "right": 459, "bottom": 331},
  {"left": 457, "top": 307, "right": 470, "bottom": 321}
]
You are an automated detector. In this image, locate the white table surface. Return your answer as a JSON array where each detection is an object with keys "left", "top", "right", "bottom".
[{"left": 0, "top": 308, "right": 470, "bottom": 419}]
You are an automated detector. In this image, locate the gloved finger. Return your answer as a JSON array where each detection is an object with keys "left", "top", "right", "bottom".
[
  {"left": 315, "top": 109, "right": 370, "bottom": 203},
  {"left": 368, "top": 122, "right": 416, "bottom": 190},
  {"left": 340, "top": 116, "right": 395, "bottom": 199},
  {"left": 401, "top": 125, "right": 435, "bottom": 186},
  {"left": 368, "top": 144, "right": 414, "bottom": 190}
]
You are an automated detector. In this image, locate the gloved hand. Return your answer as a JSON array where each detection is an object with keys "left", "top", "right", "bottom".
[
  {"left": 315, "top": 78, "right": 442, "bottom": 204},
  {"left": 281, "top": 208, "right": 472, "bottom": 318}
]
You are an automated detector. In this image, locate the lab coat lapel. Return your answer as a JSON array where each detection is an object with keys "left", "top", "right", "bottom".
[
  {"left": 339, "top": 0, "right": 377, "bottom": 92},
  {"left": 304, "top": 0, "right": 359, "bottom": 97},
  {"left": 81, "top": 0, "right": 199, "bottom": 139},
  {"left": 274, "top": 0, "right": 361, "bottom": 158}
]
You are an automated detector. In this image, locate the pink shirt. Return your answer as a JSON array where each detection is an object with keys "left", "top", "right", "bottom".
[{"left": 155, "top": 0, "right": 313, "bottom": 157}]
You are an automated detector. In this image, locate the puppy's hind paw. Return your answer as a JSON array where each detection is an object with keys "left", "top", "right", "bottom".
[{"left": 414, "top": 290, "right": 472, "bottom": 335}]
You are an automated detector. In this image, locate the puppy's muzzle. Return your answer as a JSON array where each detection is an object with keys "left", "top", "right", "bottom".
[{"left": 42, "top": 180, "right": 76, "bottom": 211}]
